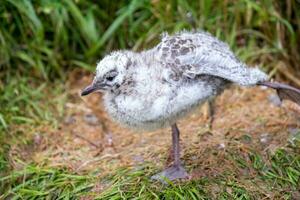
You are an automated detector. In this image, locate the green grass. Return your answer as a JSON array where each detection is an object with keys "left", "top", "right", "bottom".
[
  {"left": 1, "top": 164, "right": 96, "bottom": 199},
  {"left": 0, "top": 76, "right": 66, "bottom": 195},
  {"left": 1, "top": 148, "right": 299, "bottom": 199},
  {"left": 1, "top": 0, "right": 300, "bottom": 199}
]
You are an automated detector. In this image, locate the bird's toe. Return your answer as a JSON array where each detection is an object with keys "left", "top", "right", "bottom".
[{"left": 151, "top": 165, "right": 190, "bottom": 183}]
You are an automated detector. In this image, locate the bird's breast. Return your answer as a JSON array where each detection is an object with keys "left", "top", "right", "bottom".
[
  {"left": 103, "top": 77, "right": 224, "bottom": 130},
  {"left": 103, "top": 83, "right": 174, "bottom": 129}
]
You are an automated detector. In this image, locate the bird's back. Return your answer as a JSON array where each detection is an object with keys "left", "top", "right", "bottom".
[{"left": 153, "top": 31, "right": 268, "bottom": 86}]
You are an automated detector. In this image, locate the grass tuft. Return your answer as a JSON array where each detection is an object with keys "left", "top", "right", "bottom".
[{"left": 1, "top": 163, "right": 96, "bottom": 199}]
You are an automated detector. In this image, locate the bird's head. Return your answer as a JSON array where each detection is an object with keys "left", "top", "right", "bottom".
[{"left": 81, "top": 51, "right": 131, "bottom": 96}]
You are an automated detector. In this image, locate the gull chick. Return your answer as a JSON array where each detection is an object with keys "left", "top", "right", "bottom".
[{"left": 81, "top": 31, "right": 300, "bottom": 181}]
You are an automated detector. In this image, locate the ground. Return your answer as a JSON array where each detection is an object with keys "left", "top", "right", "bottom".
[{"left": 2, "top": 71, "right": 300, "bottom": 199}]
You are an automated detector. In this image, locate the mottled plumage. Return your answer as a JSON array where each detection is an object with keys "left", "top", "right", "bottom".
[
  {"left": 156, "top": 31, "right": 267, "bottom": 86},
  {"left": 81, "top": 30, "right": 300, "bottom": 181}
]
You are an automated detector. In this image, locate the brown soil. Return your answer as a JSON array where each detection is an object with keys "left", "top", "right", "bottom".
[{"left": 13, "top": 71, "right": 300, "bottom": 178}]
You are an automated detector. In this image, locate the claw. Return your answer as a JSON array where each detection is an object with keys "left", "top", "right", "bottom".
[{"left": 151, "top": 165, "right": 189, "bottom": 183}]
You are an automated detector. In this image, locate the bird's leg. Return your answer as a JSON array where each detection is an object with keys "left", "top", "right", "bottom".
[
  {"left": 172, "top": 123, "right": 181, "bottom": 167},
  {"left": 151, "top": 123, "right": 189, "bottom": 182},
  {"left": 208, "top": 98, "right": 216, "bottom": 130}
]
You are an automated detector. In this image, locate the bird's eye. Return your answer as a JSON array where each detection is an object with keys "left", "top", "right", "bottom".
[
  {"left": 105, "top": 70, "right": 118, "bottom": 82},
  {"left": 106, "top": 75, "right": 115, "bottom": 81}
]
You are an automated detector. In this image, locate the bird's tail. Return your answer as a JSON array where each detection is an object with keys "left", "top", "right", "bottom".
[{"left": 258, "top": 81, "right": 300, "bottom": 106}]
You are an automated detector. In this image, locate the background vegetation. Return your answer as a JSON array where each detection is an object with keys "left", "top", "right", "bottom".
[
  {"left": 0, "top": 0, "right": 300, "bottom": 199},
  {"left": 1, "top": 0, "right": 299, "bottom": 79}
]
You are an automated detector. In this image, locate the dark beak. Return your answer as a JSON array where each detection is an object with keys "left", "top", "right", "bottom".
[{"left": 81, "top": 84, "right": 98, "bottom": 96}]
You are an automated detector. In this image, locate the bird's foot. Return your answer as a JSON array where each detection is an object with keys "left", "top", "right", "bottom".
[{"left": 151, "top": 164, "right": 189, "bottom": 182}]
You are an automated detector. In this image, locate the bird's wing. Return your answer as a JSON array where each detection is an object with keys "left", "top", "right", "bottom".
[{"left": 154, "top": 31, "right": 267, "bottom": 86}]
